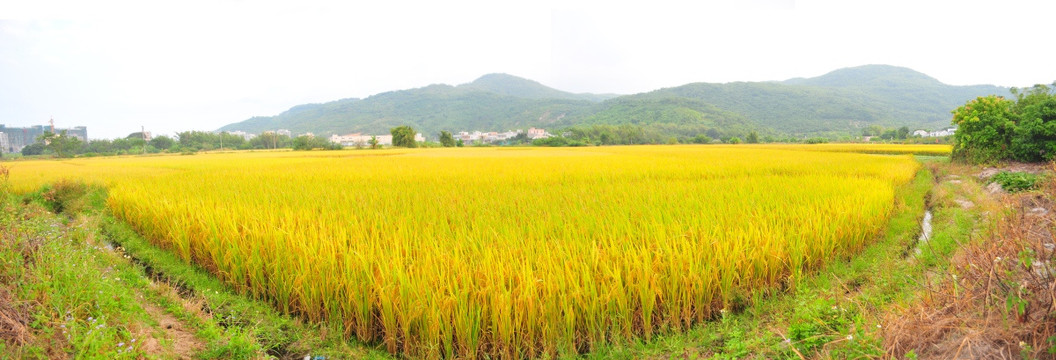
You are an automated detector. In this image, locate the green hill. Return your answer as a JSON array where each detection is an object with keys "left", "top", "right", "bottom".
[
  {"left": 220, "top": 83, "right": 599, "bottom": 138},
  {"left": 219, "top": 66, "right": 1011, "bottom": 139},
  {"left": 457, "top": 73, "right": 618, "bottom": 102}
]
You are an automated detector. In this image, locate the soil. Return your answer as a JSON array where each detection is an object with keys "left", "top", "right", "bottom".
[{"left": 136, "top": 294, "right": 204, "bottom": 359}]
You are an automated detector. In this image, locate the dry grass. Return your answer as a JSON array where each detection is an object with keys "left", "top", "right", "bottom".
[{"left": 884, "top": 163, "right": 1056, "bottom": 359}]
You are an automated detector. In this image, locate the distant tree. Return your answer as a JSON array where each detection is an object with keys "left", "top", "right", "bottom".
[
  {"left": 746, "top": 131, "right": 760, "bottom": 144},
  {"left": 292, "top": 135, "right": 314, "bottom": 150},
  {"left": 85, "top": 139, "right": 113, "bottom": 154},
  {"left": 291, "top": 135, "right": 341, "bottom": 151},
  {"left": 727, "top": 137, "right": 742, "bottom": 144},
  {"left": 369, "top": 135, "right": 379, "bottom": 149},
  {"left": 456, "top": 139, "right": 464, "bottom": 147},
  {"left": 691, "top": 134, "right": 712, "bottom": 144},
  {"left": 951, "top": 95, "right": 1016, "bottom": 163},
  {"left": 38, "top": 130, "right": 82, "bottom": 158},
  {"left": 666, "top": 137, "right": 678, "bottom": 145},
  {"left": 879, "top": 129, "right": 897, "bottom": 140},
  {"left": 532, "top": 136, "right": 586, "bottom": 147},
  {"left": 149, "top": 135, "right": 175, "bottom": 150},
  {"left": 390, "top": 126, "right": 417, "bottom": 148},
  {"left": 896, "top": 126, "right": 910, "bottom": 140},
  {"left": 251, "top": 132, "right": 288, "bottom": 149},
  {"left": 21, "top": 142, "right": 45, "bottom": 156},
  {"left": 439, "top": 131, "right": 456, "bottom": 147},
  {"left": 111, "top": 138, "right": 133, "bottom": 151},
  {"left": 862, "top": 125, "right": 884, "bottom": 137}
]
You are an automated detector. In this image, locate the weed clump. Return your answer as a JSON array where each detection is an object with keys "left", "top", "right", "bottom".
[{"left": 990, "top": 171, "right": 1042, "bottom": 192}]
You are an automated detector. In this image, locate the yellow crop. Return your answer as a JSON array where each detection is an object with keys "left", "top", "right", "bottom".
[
  {"left": 749, "top": 143, "right": 952, "bottom": 156},
  {"left": 6, "top": 145, "right": 919, "bottom": 358}
]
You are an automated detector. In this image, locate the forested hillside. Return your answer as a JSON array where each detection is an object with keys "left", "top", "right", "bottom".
[{"left": 219, "top": 65, "right": 1009, "bottom": 139}]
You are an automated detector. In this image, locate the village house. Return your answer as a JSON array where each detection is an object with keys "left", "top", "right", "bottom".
[{"left": 329, "top": 132, "right": 424, "bottom": 147}]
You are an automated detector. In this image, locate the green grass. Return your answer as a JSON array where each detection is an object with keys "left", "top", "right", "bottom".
[{"left": 1, "top": 187, "right": 155, "bottom": 359}]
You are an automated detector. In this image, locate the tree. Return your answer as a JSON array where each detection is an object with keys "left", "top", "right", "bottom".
[
  {"left": 390, "top": 126, "right": 417, "bottom": 148},
  {"left": 691, "top": 134, "right": 712, "bottom": 144},
  {"left": 456, "top": 139, "right": 464, "bottom": 147},
  {"left": 746, "top": 131, "right": 760, "bottom": 144},
  {"left": 21, "top": 142, "right": 45, "bottom": 156},
  {"left": 1010, "top": 84, "right": 1056, "bottom": 161},
  {"left": 37, "top": 130, "right": 81, "bottom": 158},
  {"left": 292, "top": 135, "right": 341, "bottom": 151},
  {"left": 439, "top": 131, "right": 456, "bottom": 147},
  {"left": 251, "top": 132, "right": 288, "bottom": 149},
  {"left": 862, "top": 125, "right": 884, "bottom": 137},
  {"left": 896, "top": 126, "right": 910, "bottom": 140},
  {"left": 369, "top": 136, "right": 379, "bottom": 149},
  {"left": 149, "top": 135, "right": 175, "bottom": 151},
  {"left": 880, "top": 129, "right": 897, "bottom": 140},
  {"left": 951, "top": 95, "right": 1016, "bottom": 163},
  {"left": 727, "top": 137, "right": 742, "bottom": 144},
  {"left": 86, "top": 139, "right": 114, "bottom": 154}
]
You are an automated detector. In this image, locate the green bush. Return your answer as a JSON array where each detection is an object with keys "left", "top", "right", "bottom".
[
  {"left": 953, "top": 84, "right": 1056, "bottom": 164},
  {"left": 990, "top": 171, "right": 1041, "bottom": 192}
]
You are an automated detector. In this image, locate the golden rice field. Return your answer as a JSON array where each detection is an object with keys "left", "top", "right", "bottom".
[
  {"left": 6, "top": 145, "right": 923, "bottom": 358},
  {"left": 750, "top": 143, "right": 952, "bottom": 156}
]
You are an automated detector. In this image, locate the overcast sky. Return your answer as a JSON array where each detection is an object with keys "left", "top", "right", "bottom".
[{"left": 2, "top": 0, "right": 1054, "bottom": 139}]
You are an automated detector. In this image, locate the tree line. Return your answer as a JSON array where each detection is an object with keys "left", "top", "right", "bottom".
[{"left": 14, "top": 130, "right": 343, "bottom": 158}]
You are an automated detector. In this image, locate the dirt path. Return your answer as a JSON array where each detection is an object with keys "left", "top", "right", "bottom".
[{"left": 136, "top": 289, "right": 201, "bottom": 356}]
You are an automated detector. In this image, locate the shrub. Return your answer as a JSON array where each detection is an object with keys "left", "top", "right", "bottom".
[{"left": 990, "top": 171, "right": 1041, "bottom": 192}]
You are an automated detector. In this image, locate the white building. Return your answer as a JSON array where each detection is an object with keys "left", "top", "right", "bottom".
[
  {"left": 0, "top": 132, "right": 9, "bottom": 153},
  {"left": 276, "top": 129, "right": 292, "bottom": 137},
  {"left": 912, "top": 127, "right": 957, "bottom": 138},
  {"left": 228, "top": 131, "right": 256, "bottom": 140},
  {"left": 329, "top": 132, "right": 424, "bottom": 147},
  {"left": 928, "top": 128, "right": 956, "bottom": 137}
]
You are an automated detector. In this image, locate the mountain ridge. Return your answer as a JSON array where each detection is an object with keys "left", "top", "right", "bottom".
[{"left": 219, "top": 65, "right": 1012, "bottom": 139}]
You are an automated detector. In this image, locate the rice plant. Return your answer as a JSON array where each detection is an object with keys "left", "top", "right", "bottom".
[{"left": 8, "top": 145, "right": 919, "bottom": 358}]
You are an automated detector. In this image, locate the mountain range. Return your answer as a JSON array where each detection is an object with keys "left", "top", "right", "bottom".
[{"left": 219, "top": 65, "right": 1010, "bottom": 139}]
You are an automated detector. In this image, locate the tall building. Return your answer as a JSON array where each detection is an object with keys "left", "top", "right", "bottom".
[
  {"left": 0, "top": 132, "right": 9, "bottom": 154},
  {"left": 0, "top": 124, "right": 88, "bottom": 153}
]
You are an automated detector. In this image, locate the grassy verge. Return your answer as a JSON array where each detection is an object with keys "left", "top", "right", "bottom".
[{"left": 1, "top": 181, "right": 180, "bottom": 359}]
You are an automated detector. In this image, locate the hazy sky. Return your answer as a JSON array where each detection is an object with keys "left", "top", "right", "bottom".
[{"left": 2, "top": 0, "right": 1054, "bottom": 139}]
